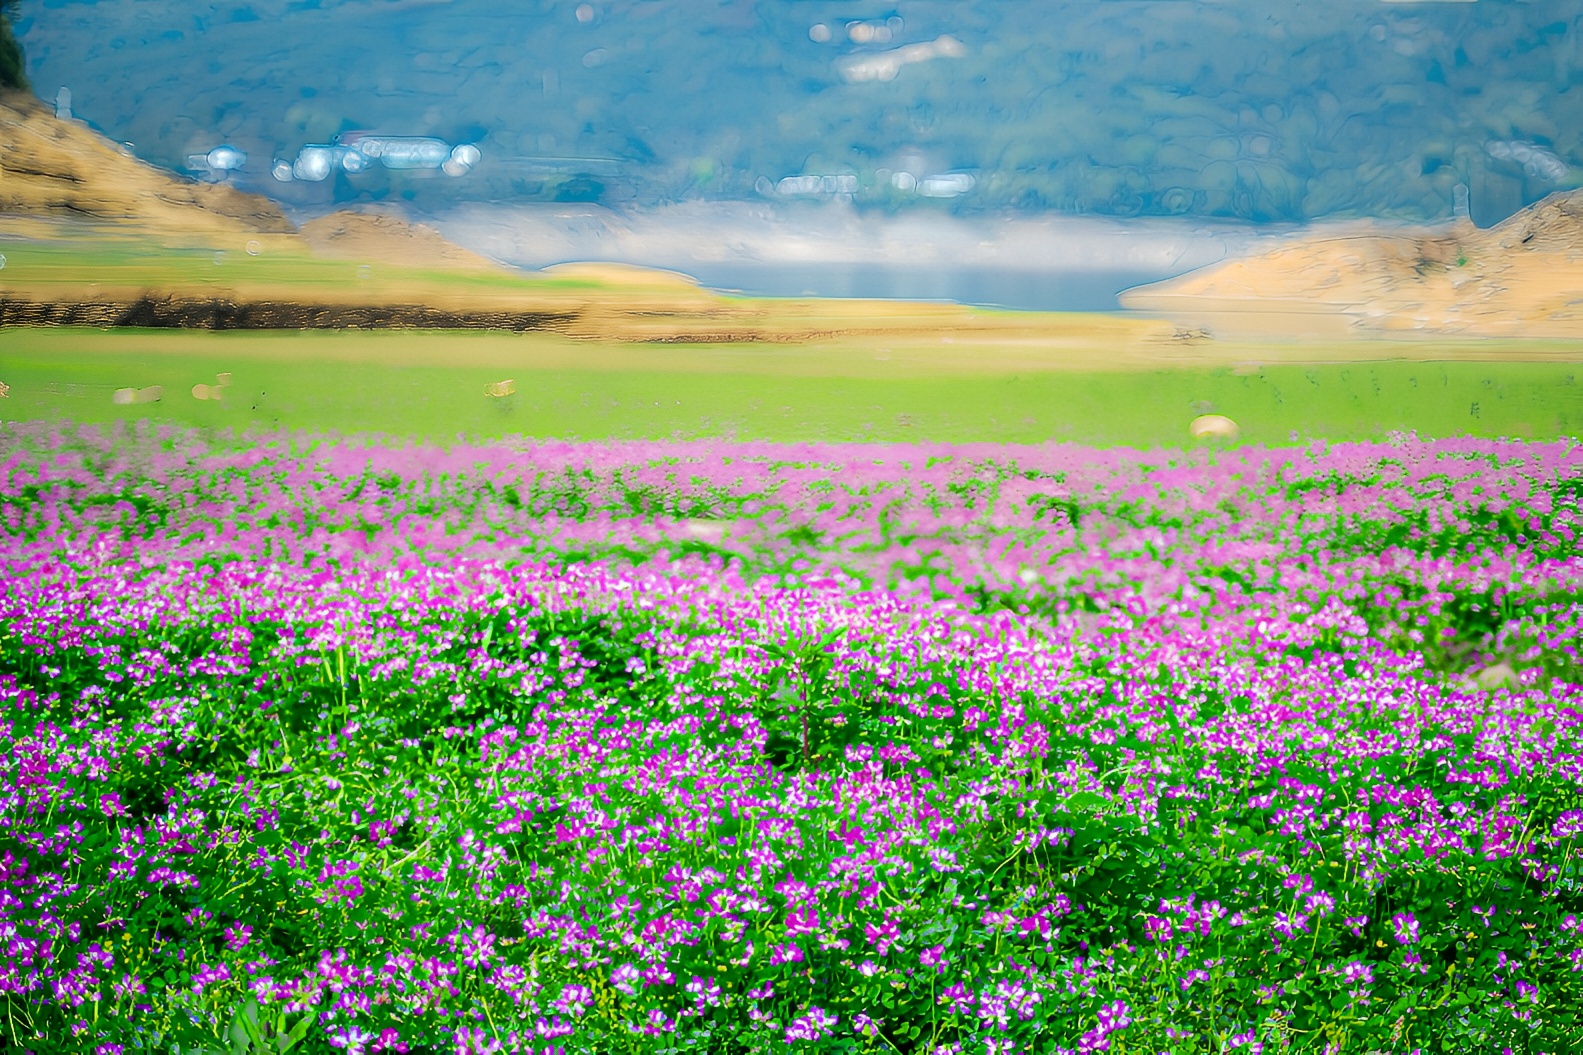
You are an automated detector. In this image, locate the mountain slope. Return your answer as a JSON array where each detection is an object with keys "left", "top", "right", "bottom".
[{"left": 15, "top": 0, "right": 1583, "bottom": 224}]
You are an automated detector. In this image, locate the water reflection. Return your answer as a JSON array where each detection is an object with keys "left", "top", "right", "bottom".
[{"left": 683, "top": 262, "right": 1168, "bottom": 313}]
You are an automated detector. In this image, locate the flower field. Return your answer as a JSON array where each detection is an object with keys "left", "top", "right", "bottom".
[{"left": 1, "top": 421, "right": 1581, "bottom": 1055}]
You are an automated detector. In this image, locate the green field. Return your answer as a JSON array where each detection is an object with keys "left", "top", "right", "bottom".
[
  {"left": 0, "top": 239, "right": 599, "bottom": 296},
  {"left": 1, "top": 326, "right": 1579, "bottom": 446}
]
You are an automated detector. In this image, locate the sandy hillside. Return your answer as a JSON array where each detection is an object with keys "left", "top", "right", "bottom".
[
  {"left": 540, "top": 262, "right": 704, "bottom": 291},
  {"left": 299, "top": 210, "right": 508, "bottom": 272},
  {"left": 1, "top": 90, "right": 515, "bottom": 272},
  {"left": 0, "top": 90, "right": 294, "bottom": 241},
  {"left": 1121, "top": 190, "right": 1583, "bottom": 339}
]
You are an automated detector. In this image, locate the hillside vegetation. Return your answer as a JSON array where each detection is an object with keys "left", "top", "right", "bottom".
[{"left": 14, "top": 0, "right": 1583, "bottom": 224}]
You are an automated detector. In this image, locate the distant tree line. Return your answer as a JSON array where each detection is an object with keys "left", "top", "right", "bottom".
[{"left": 1, "top": 0, "right": 27, "bottom": 91}]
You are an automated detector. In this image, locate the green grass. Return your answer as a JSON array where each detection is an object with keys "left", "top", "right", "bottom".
[
  {"left": 0, "top": 241, "right": 601, "bottom": 295},
  {"left": 0, "top": 327, "right": 1578, "bottom": 446}
]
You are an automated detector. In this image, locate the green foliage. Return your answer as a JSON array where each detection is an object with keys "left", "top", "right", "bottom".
[
  {"left": 0, "top": 0, "right": 26, "bottom": 92},
  {"left": 11, "top": 577, "right": 1583, "bottom": 1052},
  {"left": 180, "top": 998, "right": 313, "bottom": 1055},
  {"left": 757, "top": 628, "right": 851, "bottom": 770}
]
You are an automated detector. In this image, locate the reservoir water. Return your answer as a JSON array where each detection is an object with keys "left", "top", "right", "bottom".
[{"left": 674, "top": 263, "right": 1168, "bottom": 314}]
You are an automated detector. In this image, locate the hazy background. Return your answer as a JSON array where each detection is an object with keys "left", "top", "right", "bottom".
[{"left": 14, "top": 0, "right": 1583, "bottom": 307}]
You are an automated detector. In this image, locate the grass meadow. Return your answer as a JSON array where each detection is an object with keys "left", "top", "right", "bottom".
[{"left": 2, "top": 327, "right": 1579, "bottom": 446}]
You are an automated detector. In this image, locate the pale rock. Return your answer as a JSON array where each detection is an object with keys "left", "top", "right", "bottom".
[
  {"left": 1189, "top": 414, "right": 1240, "bottom": 440},
  {"left": 1474, "top": 662, "right": 1519, "bottom": 691}
]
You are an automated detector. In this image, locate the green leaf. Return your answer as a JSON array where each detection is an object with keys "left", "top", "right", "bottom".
[
  {"left": 278, "top": 1013, "right": 313, "bottom": 1053},
  {"left": 236, "top": 998, "right": 266, "bottom": 1050},
  {"left": 1062, "top": 791, "right": 1108, "bottom": 813}
]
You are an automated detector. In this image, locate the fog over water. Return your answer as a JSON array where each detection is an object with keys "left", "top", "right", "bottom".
[
  {"left": 429, "top": 202, "right": 1273, "bottom": 310},
  {"left": 15, "top": 0, "right": 1582, "bottom": 302}
]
